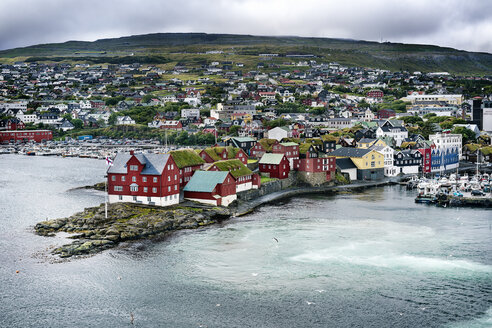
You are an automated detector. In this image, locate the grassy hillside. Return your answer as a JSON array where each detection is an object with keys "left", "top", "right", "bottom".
[{"left": 1, "top": 32, "right": 491, "bottom": 74}]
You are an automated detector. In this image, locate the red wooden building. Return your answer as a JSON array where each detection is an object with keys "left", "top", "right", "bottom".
[
  {"left": 199, "top": 146, "right": 248, "bottom": 165},
  {"left": 183, "top": 171, "right": 237, "bottom": 206},
  {"left": 207, "top": 159, "right": 259, "bottom": 192},
  {"left": 159, "top": 120, "right": 183, "bottom": 130},
  {"left": 107, "top": 151, "right": 180, "bottom": 206},
  {"left": 293, "top": 144, "right": 336, "bottom": 181},
  {"left": 378, "top": 109, "right": 396, "bottom": 119},
  {"left": 258, "top": 153, "right": 290, "bottom": 179},
  {"left": 272, "top": 141, "right": 299, "bottom": 168},
  {"left": 367, "top": 89, "right": 384, "bottom": 98},
  {"left": 250, "top": 138, "right": 278, "bottom": 158},
  {"left": 417, "top": 147, "right": 432, "bottom": 173},
  {"left": 169, "top": 149, "right": 205, "bottom": 187},
  {"left": 0, "top": 130, "right": 52, "bottom": 144}
]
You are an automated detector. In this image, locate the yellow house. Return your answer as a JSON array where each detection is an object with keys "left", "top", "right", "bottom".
[
  {"left": 330, "top": 147, "right": 384, "bottom": 180},
  {"left": 357, "top": 138, "right": 388, "bottom": 149}
]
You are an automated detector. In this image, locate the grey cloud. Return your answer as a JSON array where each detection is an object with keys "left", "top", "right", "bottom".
[{"left": 0, "top": 0, "right": 490, "bottom": 53}]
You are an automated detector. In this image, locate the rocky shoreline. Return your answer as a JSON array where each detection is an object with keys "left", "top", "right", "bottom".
[
  {"left": 35, "top": 203, "right": 231, "bottom": 258},
  {"left": 35, "top": 178, "right": 396, "bottom": 259}
]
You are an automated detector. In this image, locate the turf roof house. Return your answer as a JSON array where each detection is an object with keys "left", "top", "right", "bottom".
[
  {"left": 107, "top": 151, "right": 180, "bottom": 206},
  {"left": 183, "top": 171, "right": 237, "bottom": 206},
  {"left": 259, "top": 153, "right": 291, "bottom": 179},
  {"left": 198, "top": 146, "right": 248, "bottom": 165},
  {"left": 250, "top": 138, "right": 279, "bottom": 158},
  {"left": 293, "top": 143, "right": 336, "bottom": 182},
  {"left": 207, "top": 159, "right": 260, "bottom": 192},
  {"left": 225, "top": 136, "right": 256, "bottom": 155},
  {"left": 169, "top": 149, "right": 206, "bottom": 188}
]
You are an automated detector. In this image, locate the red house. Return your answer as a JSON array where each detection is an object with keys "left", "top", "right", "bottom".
[
  {"left": 378, "top": 109, "right": 396, "bottom": 119},
  {"left": 2, "top": 118, "right": 25, "bottom": 130},
  {"left": 0, "top": 130, "right": 52, "bottom": 144},
  {"left": 169, "top": 149, "right": 205, "bottom": 187},
  {"left": 250, "top": 138, "right": 278, "bottom": 158},
  {"left": 159, "top": 120, "right": 183, "bottom": 130},
  {"left": 107, "top": 151, "right": 180, "bottom": 206},
  {"left": 183, "top": 171, "right": 237, "bottom": 206},
  {"left": 293, "top": 144, "right": 336, "bottom": 181},
  {"left": 258, "top": 153, "right": 290, "bottom": 179},
  {"left": 199, "top": 146, "right": 248, "bottom": 165},
  {"left": 272, "top": 141, "right": 299, "bottom": 168},
  {"left": 367, "top": 89, "right": 384, "bottom": 98},
  {"left": 207, "top": 159, "right": 259, "bottom": 192},
  {"left": 417, "top": 147, "right": 432, "bottom": 173}
]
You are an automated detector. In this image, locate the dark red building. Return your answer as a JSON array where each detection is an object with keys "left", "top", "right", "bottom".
[
  {"left": 272, "top": 141, "right": 299, "bottom": 168},
  {"left": 258, "top": 153, "right": 290, "bottom": 179},
  {"left": 417, "top": 147, "right": 432, "bottom": 173},
  {"left": 183, "top": 171, "right": 237, "bottom": 206},
  {"left": 0, "top": 130, "right": 52, "bottom": 143},
  {"left": 378, "top": 109, "right": 396, "bottom": 119},
  {"left": 107, "top": 151, "right": 180, "bottom": 206},
  {"left": 250, "top": 138, "right": 278, "bottom": 158},
  {"left": 169, "top": 149, "right": 205, "bottom": 187},
  {"left": 293, "top": 144, "right": 336, "bottom": 181},
  {"left": 367, "top": 89, "right": 384, "bottom": 98},
  {"left": 199, "top": 146, "right": 248, "bottom": 165}
]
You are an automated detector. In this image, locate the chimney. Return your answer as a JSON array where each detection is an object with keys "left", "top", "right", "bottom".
[{"left": 130, "top": 150, "right": 134, "bottom": 155}]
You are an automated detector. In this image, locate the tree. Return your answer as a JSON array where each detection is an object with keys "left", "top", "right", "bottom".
[
  {"left": 142, "top": 94, "right": 153, "bottom": 103},
  {"left": 452, "top": 126, "right": 476, "bottom": 144},
  {"left": 229, "top": 125, "right": 241, "bottom": 136},
  {"left": 401, "top": 116, "right": 423, "bottom": 125},
  {"left": 72, "top": 119, "right": 83, "bottom": 129}
]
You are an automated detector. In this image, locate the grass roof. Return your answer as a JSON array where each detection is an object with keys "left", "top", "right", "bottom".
[
  {"left": 208, "top": 159, "right": 253, "bottom": 178},
  {"left": 169, "top": 149, "right": 205, "bottom": 168},
  {"left": 203, "top": 146, "right": 240, "bottom": 161},
  {"left": 463, "top": 143, "right": 481, "bottom": 153},
  {"left": 465, "top": 144, "right": 492, "bottom": 155},
  {"left": 400, "top": 141, "right": 416, "bottom": 149},
  {"left": 321, "top": 134, "right": 338, "bottom": 142},
  {"left": 305, "top": 138, "right": 323, "bottom": 146},
  {"left": 258, "top": 138, "right": 278, "bottom": 152},
  {"left": 299, "top": 143, "right": 315, "bottom": 154}
]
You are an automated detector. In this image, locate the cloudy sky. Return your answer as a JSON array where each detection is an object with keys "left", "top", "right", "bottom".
[{"left": 0, "top": 0, "right": 491, "bottom": 53}]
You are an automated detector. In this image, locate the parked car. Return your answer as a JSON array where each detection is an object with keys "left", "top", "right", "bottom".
[{"left": 471, "top": 189, "right": 484, "bottom": 196}]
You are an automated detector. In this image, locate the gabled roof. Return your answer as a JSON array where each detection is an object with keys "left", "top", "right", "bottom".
[
  {"left": 257, "top": 138, "right": 278, "bottom": 151},
  {"left": 183, "top": 171, "right": 229, "bottom": 192},
  {"left": 336, "top": 158, "right": 357, "bottom": 170},
  {"left": 208, "top": 159, "right": 252, "bottom": 178},
  {"left": 328, "top": 147, "right": 372, "bottom": 158},
  {"left": 107, "top": 153, "right": 170, "bottom": 175},
  {"left": 259, "top": 153, "right": 285, "bottom": 165},
  {"left": 358, "top": 138, "right": 376, "bottom": 144},
  {"left": 169, "top": 149, "right": 205, "bottom": 168}
]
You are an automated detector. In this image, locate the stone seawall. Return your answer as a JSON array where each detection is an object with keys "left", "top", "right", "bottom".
[{"left": 237, "top": 172, "right": 296, "bottom": 201}]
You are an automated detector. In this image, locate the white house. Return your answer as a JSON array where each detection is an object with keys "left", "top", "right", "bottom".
[
  {"left": 429, "top": 132, "right": 462, "bottom": 160},
  {"left": 376, "top": 121, "right": 408, "bottom": 147},
  {"left": 371, "top": 145, "right": 396, "bottom": 177},
  {"left": 116, "top": 116, "right": 136, "bottom": 125},
  {"left": 181, "top": 108, "right": 200, "bottom": 120},
  {"left": 267, "top": 126, "right": 292, "bottom": 141}
]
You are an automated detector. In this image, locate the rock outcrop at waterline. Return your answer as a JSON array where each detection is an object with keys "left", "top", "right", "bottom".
[{"left": 35, "top": 203, "right": 231, "bottom": 258}]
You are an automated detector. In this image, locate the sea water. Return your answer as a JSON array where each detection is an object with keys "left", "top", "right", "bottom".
[{"left": 0, "top": 154, "right": 490, "bottom": 327}]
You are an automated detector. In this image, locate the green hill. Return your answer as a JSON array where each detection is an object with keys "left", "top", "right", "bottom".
[{"left": 1, "top": 32, "right": 491, "bottom": 74}]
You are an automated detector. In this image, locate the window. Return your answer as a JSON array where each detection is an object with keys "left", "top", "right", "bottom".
[
  {"left": 144, "top": 187, "right": 148, "bottom": 193},
  {"left": 153, "top": 177, "right": 157, "bottom": 183},
  {"left": 174, "top": 174, "right": 177, "bottom": 180},
  {"left": 133, "top": 196, "right": 137, "bottom": 201},
  {"left": 174, "top": 185, "right": 178, "bottom": 191},
  {"left": 130, "top": 165, "right": 138, "bottom": 171},
  {"left": 119, "top": 195, "right": 122, "bottom": 200},
  {"left": 152, "top": 187, "right": 157, "bottom": 193},
  {"left": 168, "top": 176, "right": 171, "bottom": 182},
  {"left": 132, "top": 176, "right": 136, "bottom": 182},
  {"left": 142, "top": 177, "right": 147, "bottom": 182},
  {"left": 114, "top": 186, "right": 123, "bottom": 191},
  {"left": 130, "top": 186, "right": 138, "bottom": 192},
  {"left": 122, "top": 176, "right": 126, "bottom": 182},
  {"left": 111, "top": 175, "right": 115, "bottom": 181},
  {"left": 168, "top": 186, "right": 171, "bottom": 192}
]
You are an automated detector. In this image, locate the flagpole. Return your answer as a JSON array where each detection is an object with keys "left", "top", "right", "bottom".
[{"left": 105, "top": 174, "right": 108, "bottom": 219}]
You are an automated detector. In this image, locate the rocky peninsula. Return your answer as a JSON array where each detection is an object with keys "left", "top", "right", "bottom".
[{"left": 35, "top": 203, "right": 231, "bottom": 258}]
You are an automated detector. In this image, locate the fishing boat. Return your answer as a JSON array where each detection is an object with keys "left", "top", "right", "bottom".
[{"left": 415, "top": 181, "right": 440, "bottom": 204}]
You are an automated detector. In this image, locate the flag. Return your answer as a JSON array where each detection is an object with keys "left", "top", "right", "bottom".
[{"left": 105, "top": 157, "right": 113, "bottom": 166}]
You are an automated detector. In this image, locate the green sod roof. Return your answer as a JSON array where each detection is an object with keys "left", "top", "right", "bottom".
[
  {"left": 203, "top": 146, "right": 241, "bottom": 161},
  {"left": 169, "top": 149, "right": 206, "bottom": 168},
  {"left": 258, "top": 138, "right": 278, "bottom": 152},
  {"left": 208, "top": 159, "right": 252, "bottom": 178},
  {"left": 299, "top": 143, "right": 315, "bottom": 154}
]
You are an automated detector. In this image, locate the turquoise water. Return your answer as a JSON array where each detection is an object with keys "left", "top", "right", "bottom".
[{"left": 0, "top": 154, "right": 491, "bottom": 327}]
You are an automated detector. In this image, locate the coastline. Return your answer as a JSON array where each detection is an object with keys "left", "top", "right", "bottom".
[{"left": 35, "top": 178, "right": 397, "bottom": 258}]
